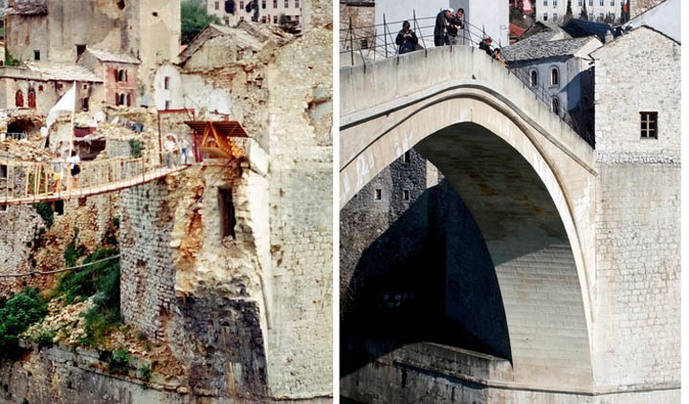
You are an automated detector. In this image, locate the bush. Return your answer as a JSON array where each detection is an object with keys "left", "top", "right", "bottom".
[
  {"left": 0, "top": 288, "right": 48, "bottom": 357},
  {"left": 33, "top": 203, "right": 54, "bottom": 228},
  {"left": 129, "top": 139, "right": 144, "bottom": 159},
  {"left": 63, "top": 231, "right": 86, "bottom": 268},
  {"left": 33, "top": 330, "right": 56, "bottom": 350},
  {"left": 109, "top": 348, "right": 130, "bottom": 373},
  {"left": 139, "top": 364, "right": 152, "bottom": 381}
]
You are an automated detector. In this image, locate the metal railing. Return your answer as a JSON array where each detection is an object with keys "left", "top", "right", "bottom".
[{"left": 340, "top": 12, "right": 594, "bottom": 146}]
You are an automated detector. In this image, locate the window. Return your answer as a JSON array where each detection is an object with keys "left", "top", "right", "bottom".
[
  {"left": 553, "top": 0, "right": 557, "bottom": 6},
  {"left": 550, "top": 67, "right": 559, "bottom": 86},
  {"left": 543, "top": 13, "right": 548, "bottom": 20},
  {"left": 76, "top": 44, "right": 86, "bottom": 58},
  {"left": 295, "top": 0, "right": 298, "bottom": 7},
  {"left": 640, "top": 112, "right": 658, "bottom": 139},
  {"left": 152, "top": 11, "right": 158, "bottom": 16},
  {"left": 589, "top": 0, "right": 593, "bottom": 5},
  {"left": 553, "top": 12, "right": 558, "bottom": 20},
  {"left": 284, "top": 0, "right": 288, "bottom": 7},
  {"left": 262, "top": 0, "right": 266, "bottom": 8},
  {"left": 53, "top": 200, "right": 64, "bottom": 216},
  {"left": 218, "top": 188, "right": 237, "bottom": 239},
  {"left": 15, "top": 90, "right": 23, "bottom": 107},
  {"left": 374, "top": 189, "right": 382, "bottom": 200},
  {"left": 273, "top": 0, "right": 277, "bottom": 7},
  {"left": 165, "top": 100, "right": 171, "bottom": 110},
  {"left": 530, "top": 69, "right": 538, "bottom": 86},
  {"left": 82, "top": 97, "right": 89, "bottom": 111},
  {"left": 599, "top": 0, "right": 603, "bottom": 5},
  {"left": 164, "top": 76, "right": 170, "bottom": 90},
  {"left": 27, "top": 88, "right": 36, "bottom": 108},
  {"left": 403, "top": 151, "right": 410, "bottom": 163},
  {"left": 126, "top": 94, "right": 132, "bottom": 107},
  {"left": 273, "top": 15, "right": 277, "bottom": 23},
  {"left": 117, "top": 69, "right": 127, "bottom": 82},
  {"left": 543, "top": 0, "right": 547, "bottom": 5},
  {"left": 610, "top": 0, "right": 615, "bottom": 5},
  {"left": 33, "top": 50, "right": 40, "bottom": 61},
  {"left": 240, "top": 1, "right": 244, "bottom": 8},
  {"left": 578, "top": 0, "right": 582, "bottom": 5},
  {"left": 261, "top": 15, "right": 266, "bottom": 23},
  {"left": 0, "top": 164, "right": 7, "bottom": 179},
  {"left": 403, "top": 190, "right": 410, "bottom": 201},
  {"left": 551, "top": 96, "right": 560, "bottom": 113},
  {"left": 0, "top": 205, "right": 6, "bottom": 213},
  {"left": 215, "top": 1, "right": 219, "bottom": 9}
]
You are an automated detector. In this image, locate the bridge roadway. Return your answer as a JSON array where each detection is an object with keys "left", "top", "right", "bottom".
[{"left": 340, "top": 45, "right": 601, "bottom": 393}]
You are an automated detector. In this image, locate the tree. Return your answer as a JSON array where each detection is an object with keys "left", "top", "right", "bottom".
[
  {"left": 181, "top": 0, "right": 222, "bottom": 45},
  {"left": 580, "top": 2, "right": 588, "bottom": 20},
  {"left": 563, "top": 0, "right": 573, "bottom": 22}
]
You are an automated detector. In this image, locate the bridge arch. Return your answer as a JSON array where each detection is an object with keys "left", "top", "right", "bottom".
[{"left": 341, "top": 46, "right": 597, "bottom": 390}]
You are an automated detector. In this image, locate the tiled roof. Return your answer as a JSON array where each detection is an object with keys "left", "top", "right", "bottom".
[
  {"left": 5, "top": 1, "right": 47, "bottom": 16},
  {"left": 26, "top": 63, "right": 103, "bottom": 82},
  {"left": 86, "top": 48, "right": 140, "bottom": 64},
  {"left": 502, "top": 35, "right": 598, "bottom": 62}
]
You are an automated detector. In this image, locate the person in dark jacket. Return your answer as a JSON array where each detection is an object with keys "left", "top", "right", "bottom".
[
  {"left": 433, "top": 8, "right": 453, "bottom": 47},
  {"left": 396, "top": 21, "right": 418, "bottom": 54},
  {"left": 447, "top": 8, "right": 464, "bottom": 45},
  {"left": 478, "top": 37, "right": 493, "bottom": 55}
]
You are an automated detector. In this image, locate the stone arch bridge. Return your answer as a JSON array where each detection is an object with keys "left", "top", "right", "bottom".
[{"left": 341, "top": 45, "right": 601, "bottom": 395}]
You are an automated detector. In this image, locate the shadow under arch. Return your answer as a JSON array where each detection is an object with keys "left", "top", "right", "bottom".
[{"left": 341, "top": 121, "right": 593, "bottom": 391}]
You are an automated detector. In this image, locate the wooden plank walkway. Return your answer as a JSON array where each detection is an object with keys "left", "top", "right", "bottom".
[{"left": 0, "top": 164, "right": 188, "bottom": 206}]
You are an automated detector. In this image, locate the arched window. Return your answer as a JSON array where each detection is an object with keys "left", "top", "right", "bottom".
[
  {"left": 550, "top": 67, "right": 559, "bottom": 86},
  {"left": 27, "top": 87, "right": 36, "bottom": 108},
  {"left": 15, "top": 90, "right": 24, "bottom": 107},
  {"left": 126, "top": 93, "right": 132, "bottom": 107},
  {"left": 119, "top": 93, "right": 126, "bottom": 105},
  {"left": 551, "top": 96, "right": 560, "bottom": 113},
  {"left": 118, "top": 69, "right": 127, "bottom": 82},
  {"left": 530, "top": 69, "right": 538, "bottom": 87}
]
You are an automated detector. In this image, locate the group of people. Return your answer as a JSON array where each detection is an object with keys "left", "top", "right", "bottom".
[
  {"left": 163, "top": 134, "right": 190, "bottom": 168},
  {"left": 50, "top": 141, "right": 82, "bottom": 193},
  {"left": 396, "top": 7, "right": 506, "bottom": 67}
]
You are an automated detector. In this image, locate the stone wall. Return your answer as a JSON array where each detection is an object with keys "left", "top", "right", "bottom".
[
  {"left": 591, "top": 26, "right": 680, "bottom": 389},
  {"left": 119, "top": 179, "right": 176, "bottom": 340},
  {"left": 264, "top": 23, "right": 333, "bottom": 398}
]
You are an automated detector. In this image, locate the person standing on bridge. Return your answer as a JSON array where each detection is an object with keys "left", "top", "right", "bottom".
[
  {"left": 447, "top": 8, "right": 464, "bottom": 45},
  {"left": 434, "top": 8, "right": 454, "bottom": 47},
  {"left": 51, "top": 151, "right": 64, "bottom": 194},
  {"left": 67, "top": 150, "right": 81, "bottom": 189},
  {"left": 164, "top": 134, "right": 177, "bottom": 168},
  {"left": 396, "top": 21, "right": 418, "bottom": 54}
]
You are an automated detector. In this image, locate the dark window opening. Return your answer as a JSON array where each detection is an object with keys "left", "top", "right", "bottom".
[
  {"left": 164, "top": 76, "right": 170, "bottom": 90},
  {"left": 215, "top": 1, "right": 219, "bottom": 10},
  {"left": 82, "top": 97, "right": 89, "bottom": 111},
  {"left": 403, "top": 190, "right": 410, "bottom": 200},
  {"left": 78, "top": 197, "right": 87, "bottom": 207},
  {"left": 0, "top": 164, "right": 7, "bottom": 179},
  {"left": 403, "top": 151, "right": 410, "bottom": 163},
  {"left": 152, "top": 11, "right": 158, "bottom": 17},
  {"left": 27, "top": 88, "right": 36, "bottom": 109},
  {"left": 165, "top": 100, "right": 171, "bottom": 110},
  {"left": 0, "top": 205, "right": 6, "bottom": 212},
  {"left": 218, "top": 188, "right": 237, "bottom": 239},
  {"left": 640, "top": 111, "right": 658, "bottom": 139},
  {"left": 53, "top": 200, "right": 64, "bottom": 215},
  {"left": 374, "top": 189, "right": 382, "bottom": 200},
  {"left": 225, "top": 0, "right": 235, "bottom": 13},
  {"left": 551, "top": 67, "right": 559, "bottom": 86},
  {"left": 33, "top": 50, "right": 40, "bottom": 61},
  {"left": 551, "top": 96, "right": 559, "bottom": 113},
  {"left": 530, "top": 70, "right": 538, "bottom": 86},
  {"left": 76, "top": 44, "right": 86, "bottom": 58},
  {"left": 15, "top": 90, "right": 23, "bottom": 107},
  {"left": 117, "top": 69, "right": 127, "bottom": 82},
  {"left": 262, "top": 0, "right": 266, "bottom": 9},
  {"left": 126, "top": 94, "right": 131, "bottom": 107},
  {"left": 116, "top": 0, "right": 125, "bottom": 10}
]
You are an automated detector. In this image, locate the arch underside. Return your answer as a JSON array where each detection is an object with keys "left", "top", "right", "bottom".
[
  {"left": 416, "top": 123, "right": 592, "bottom": 388},
  {"left": 341, "top": 94, "right": 595, "bottom": 390}
]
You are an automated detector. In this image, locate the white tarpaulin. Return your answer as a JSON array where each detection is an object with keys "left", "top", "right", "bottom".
[{"left": 45, "top": 82, "right": 76, "bottom": 130}]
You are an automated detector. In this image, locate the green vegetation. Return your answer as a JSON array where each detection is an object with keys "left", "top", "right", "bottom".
[
  {"left": 108, "top": 348, "right": 131, "bottom": 373},
  {"left": 33, "top": 329, "right": 56, "bottom": 350},
  {"left": 139, "top": 364, "right": 152, "bottom": 381},
  {"left": 181, "top": 0, "right": 222, "bottom": 44},
  {"left": 0, "top": 288, "right": 48, "bottom": 356},
  {"left": 4, "top": 49, "right": 20, "bottom": 67},
  {"left": 129, "top": 139, "right": 144, "bottom": 159},
  {"left": 33, "top": 202, "right": 54, "bottom": 228},
  {"left": 63, "top": 231, "right": 86, "bottom": 268}
]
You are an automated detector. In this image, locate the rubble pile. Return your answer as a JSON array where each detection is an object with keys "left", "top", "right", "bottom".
[
  {"left": 0, "top": 138, "right": 53, "bottom": 161},
  {"left": 23, "top": 298, "right": 95, "bottom": 345}
]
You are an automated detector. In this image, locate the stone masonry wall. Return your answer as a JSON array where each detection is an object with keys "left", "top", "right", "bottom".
[
  {"left": 119, "top": 179, "right": 176, "bottom": 340},
  {"left": 592, "top": 27, "right": 680, "bottom": 389},
  {"left": 265, "top": 23, "right": 333, "bottom": 398}
]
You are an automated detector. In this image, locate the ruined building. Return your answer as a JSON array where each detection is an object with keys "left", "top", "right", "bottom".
[
  {"left": 0, "top": 0, "right": 180, "bottom": 113},
  {"left": 207, "top": 0, "right": 302, "bottom": 28}
]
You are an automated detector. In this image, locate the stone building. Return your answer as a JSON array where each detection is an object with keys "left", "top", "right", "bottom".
[
  {"left": 207, "top": 0, "right": 302, "bottom": 27},
  {"left": 77, "top": 47, "right": 140, "bottom": 108},
  {"left": 538, "top": 0, "right": 624, "bottom": 23},
  {"left": 590, "top": 23, "right": 679, "bottom": 390},
  {"left": 503, "top": 30, "right": 602, "bottom": 137},
  {"left": 3, "top": 0, "right": 180, "bottom": 102}
]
